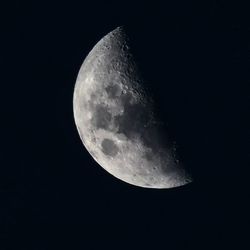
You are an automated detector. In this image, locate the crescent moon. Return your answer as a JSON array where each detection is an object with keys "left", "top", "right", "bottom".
[{"left": 73, "top": 27, "right": 192, "bottom": 188}]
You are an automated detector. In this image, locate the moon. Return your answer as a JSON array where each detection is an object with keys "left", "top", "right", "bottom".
[{"left": 73, "top": 26, "right": 192, "bottom": 188}]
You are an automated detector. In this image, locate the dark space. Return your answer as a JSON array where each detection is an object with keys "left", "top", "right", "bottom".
[{"left": 1, "top": 1, "right": 250, "bottom": 249}]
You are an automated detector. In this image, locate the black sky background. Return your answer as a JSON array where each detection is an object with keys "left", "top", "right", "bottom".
[{"left": 1, "top": 1, "right": 250, "bottom": 249}]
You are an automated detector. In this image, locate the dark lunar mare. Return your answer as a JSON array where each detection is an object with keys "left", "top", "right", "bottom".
[
  {"left": 90, "top": 72, "right": 177, "bottom": 176},
  {"left": 101, "top": 138, "right": 119, "bottom": 156},
  {"left": 91, "top": 104, "right": 112, "bottom": 130}
]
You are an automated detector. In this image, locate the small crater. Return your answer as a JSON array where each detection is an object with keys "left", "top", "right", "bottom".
[
  {"left": 121, "top": 44, "right": 129, "bottom": 52},
  {"left": 101, "top": 138, "right": 119, "bottom": 157}
]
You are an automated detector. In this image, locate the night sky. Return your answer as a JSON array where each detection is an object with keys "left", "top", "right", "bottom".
[{"left": 2, "top": 1, "right": 250, "bottom": 249}]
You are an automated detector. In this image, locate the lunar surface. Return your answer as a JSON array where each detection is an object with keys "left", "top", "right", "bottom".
[{"left": 73, "top": 26, "right": 192, "bottom": 188}]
